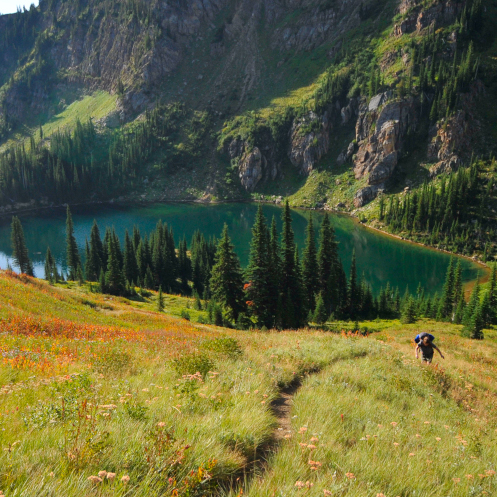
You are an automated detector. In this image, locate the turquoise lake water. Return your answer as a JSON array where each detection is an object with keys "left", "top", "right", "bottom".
[{"left": 0, "top": 202, "right": 482, "bottom": 295}]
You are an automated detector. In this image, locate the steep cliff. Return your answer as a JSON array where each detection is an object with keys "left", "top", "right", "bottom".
[{"left": 0, "top": 0, "right": 495, "bottom": 211}]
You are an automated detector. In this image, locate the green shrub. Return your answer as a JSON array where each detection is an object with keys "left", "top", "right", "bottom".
[
  {"left": 173, "top": 353, "right": 215, "bottom": 378},
  {"left": 93, "top": 349, "right": 134, "bottom": 376},
  {"left": 202, "top": 337, "right": 242, "bottom": 358},
  {"left": 180, "top": 309, "right": 191, "bottom": 321}
]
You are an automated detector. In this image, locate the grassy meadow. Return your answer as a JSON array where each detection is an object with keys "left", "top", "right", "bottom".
[{"left": 1, "top": 270, "right": 497, "bottom": 496}]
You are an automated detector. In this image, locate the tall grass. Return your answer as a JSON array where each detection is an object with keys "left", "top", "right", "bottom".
[{"left": 1, "top": 271, "right": 497, "bottom": 495}]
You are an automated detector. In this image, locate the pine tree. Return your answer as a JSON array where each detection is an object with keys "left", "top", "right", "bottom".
[
  {"left": 11, "top": 216, "right": 34, "bottom": 275},
  {"left": 209, "top": 224, "right": 246, "bottom": 322},
  {"left": 280, "top": 201, "right": 303, "bottom": 328},
  {"left": 86, "top": 220, "right": 104, "bottom": 281},
  {"left": 453, "top": 260, "right": 463, "bottom": 308},
  {"left": 105, "top": 234, "right": 126, "bottom": 296},
  {"left": 268, "top": 217, "right": 281, "bottom": 326},
  {"left": 463, "top": 280, "right": 480, "bottom": 327},
  {"left": 65, "top": 206, "right": 81, "bottom": 280},
  {"left": 454, "top": 296, "right": 466, "bottom": 324},
  {"left": 401, "top": 296, "right": 417, "bottom": 324},
  {"left": 348, "top": 250, "right": 359, "bottom": 319},
  {"left": 439, "top": 258, "right": 455, "bottom": 320},
  {"left": 98, "top": 269, "right": 106, "bottom": 294},
  {"left": 302, "top": 215, "right": 319, "bottom": 312},
  {"left": 480, "top": 290, "right": 492, "bottom": 328},
  {"left": 157, "top": 285, "right": 165, "bottom": 312},
  {"left": 245, "top": 206, "right": 272, "bottom": 327},
  {"left": 123, "top": 229, "right": 139, "bottom": 284},
  {"left": 317, "top": 213, "right": 341, "bottom": 316},
  {"left": 464, "top": 303, "right": 484, "bottom": 340},
  {"left": 313, "top": 292, "right": 328, "bottom": 325},
  {"left": 489, "top": 265, "right": 497, "bottom": 324},
  {"left": 178, "top": 237, "right": 191, "bottom": 292},
  {"left": 44, "top": 246, "right": 55, "bottom": 282}
]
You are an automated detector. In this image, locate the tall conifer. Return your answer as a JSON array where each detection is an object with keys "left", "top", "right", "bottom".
[
  {"left": 65, "top": 206, "right": 81, "bottom": 280},
  {"left": 210, "top": 224, "right": 246, "bottom": 322},
  {"left": 439, "top": 257, "right": 455, "bottom": 320},
  {"left": 44, "top": 246, "right": 55, "bottom": 282},
  {"left": 123, "top": 229, "right": 139, "bottom": 284},
  {"left": 280, "top": 201, "right": 303, "bottom": 328},
  {"left": 11, "top": 216, "right": 34, "bottom": 276},
  {"left": 348, "top": 250, "right": 359, "bottom": 319},
  {"left": 245, "top": 206, "right": 272, "bottom": 327},
  {"left": 302, "top": 215, "right": 319, "bottom": 312},
  {"left": 105, "top": 234, "right": 125, "bottom": 296}
]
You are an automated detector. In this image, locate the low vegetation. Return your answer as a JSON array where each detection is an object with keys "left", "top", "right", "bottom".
[{"left": 1, "top": 270, "right": 497, "bottom": 496}]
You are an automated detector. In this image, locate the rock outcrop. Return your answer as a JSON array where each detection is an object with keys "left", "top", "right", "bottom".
[
  {"left": 354, "top": 184, "right": 385, "bottom": 208},
  {"left": 393, "top": 0, "right": 465, "bottom": 37},
  {"left": 288, "top": 112, "right": 331, "bottom": 176},
  {"left": 228, "top": 139, "right": 277, "bottom": 192},
  {"left": 354, "top": 94, "right": 418, "bottom": 186}
]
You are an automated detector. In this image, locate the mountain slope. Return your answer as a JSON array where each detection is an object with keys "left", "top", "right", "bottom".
[
  {"left": 1, "top": 270, "right": 497, "bottom": 495},
  {"left": 0, "top": 0, "right": 496, "bottom": 259}
]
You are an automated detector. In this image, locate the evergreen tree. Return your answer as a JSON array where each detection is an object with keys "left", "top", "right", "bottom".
[
  {"left": 245, "top": 206, "right": 272, "bottom": 327},
  {"left": 463, "top": 280, "right": 480, "bottom": 327},
  {"left": 313, "top": 292, "right": 328, "bottom": 325},
  {"left": 10, "top": 216, "right": 34, "bottom": 275},
  {"left": 105, "top": 234, "right": 126, "bottom": 296},
  {"left": 98, "top": 269, "right": 106, "bottom": 294},
  {"left": 480, "top": 290, "right": 492, "bottom": 328},
  {"left": 439, "top": 258, "right": 455, "bottom": 320},
  {"left": 157, "top": 285, "right": 165, "bottom": 312},
  {"left": 86, "top": 220, "right": 104, "bottom": 281},
  {"left": 44, "top": 246, "right": 55, "bottom": 282},
  {"left": 209, "top": 224, "right": 246, "bottom": 322},
  {"left": 65, "top": 206, "right": 81, "bottom": 280},
  {"left": 348, "top": 250, "right": 359, "bottom": 319},
  {"left": 317, "top": 214, "right": 341, "bottom": 315},
  {"left": 464, "top": 303, "right": 484, "bottom": 340},
  {"left": 489, "top": 265, "right": 497, "bottom": 324},
  {"left": 144, "top": 266, "right": 154, "bottom": 290},
  {"left": 123, "top": 229, "right": 139, "bottom": 284},
  {"left": 280, "top": 201, "right": 303, "bottom": 328},
  {"left": 178, "top": 237, "right": 191, "bottom": 292},
  {"left": 454, "top": 295, "right": 466, "bottom": 324},
  {"left": 401, "top": 296, "right": 417, "bottom": 324},
  {"left": 302, "top": 215, "right": 319, "bottom": 312},
  {"left": 268, "top": 217, "right": 281, "bottom": 326}
]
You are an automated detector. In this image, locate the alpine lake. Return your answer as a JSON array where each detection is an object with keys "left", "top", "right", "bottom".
[{"left": 0, "top": 202, "right": 484, "bottom": 295}]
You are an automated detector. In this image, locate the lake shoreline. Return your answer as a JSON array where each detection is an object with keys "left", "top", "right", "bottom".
[{"left": 0, "top": 196, "right": 488, "bottom": 291}]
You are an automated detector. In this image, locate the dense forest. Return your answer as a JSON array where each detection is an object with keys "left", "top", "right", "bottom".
[
  {"left": 380, "top": 158, "right": 497, "bottom": 258},
  {"left": 0, "top": 103, "right": 213, "bottom": 204},
  {"left": 9, "top": 202, "right": 495, "bottom": 339}
]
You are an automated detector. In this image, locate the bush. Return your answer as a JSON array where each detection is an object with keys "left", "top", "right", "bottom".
[
  {"left": 180, "top": 309, "right": 191, "bottom": 321},
  {"left": 202, "top": 337, "right": 242, "bottom": 358},
  {"left": 207, "top": 301, "right": 223, "bottom": 326},
  {"left": 93, "top": 349, "right": 134, "bottom": 376},
  {"left": 173, "top": 353, "right": 215, "bottom": 378}
]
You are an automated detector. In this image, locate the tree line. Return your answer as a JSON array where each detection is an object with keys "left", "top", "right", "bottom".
[
  {"left": 0, "top": 102, "right": 201, "bottom": 206},
  {"left": 380, "top": 160, "right": 496, "bottom": 260},
  {"left": 8, "top": 203, "right": 491, "bottom": 338}
]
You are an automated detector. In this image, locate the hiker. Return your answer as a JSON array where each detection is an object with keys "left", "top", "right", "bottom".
[{"left": 415, "top": 333, "right": 444, "bottom": 363}]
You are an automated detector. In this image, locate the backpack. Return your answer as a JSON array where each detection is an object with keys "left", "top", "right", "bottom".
[{"left": 415, "top": 333, "right": 435, "bottom": 344}]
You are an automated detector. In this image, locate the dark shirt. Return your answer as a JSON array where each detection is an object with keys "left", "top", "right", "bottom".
[{"left": 418, "top": 342, "right": 434, "bottom": 358}]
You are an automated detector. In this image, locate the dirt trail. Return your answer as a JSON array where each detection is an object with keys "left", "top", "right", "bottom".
[{"left": 270, "top": 380, "right": 301, "bottom": 441}]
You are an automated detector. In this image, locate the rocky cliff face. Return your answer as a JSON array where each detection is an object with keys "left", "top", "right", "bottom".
[
  {"left": 393, "top": 0, "right": 464, "bottom": 36},
  {"left": 352, "top": 94, "right": 419, "bottom": 206},
  {"left": 0, "top": 0, "right": 371, "bottom": 127},
  {"left": 288, "top": 111, "right": 331, "bottom": 176}
]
